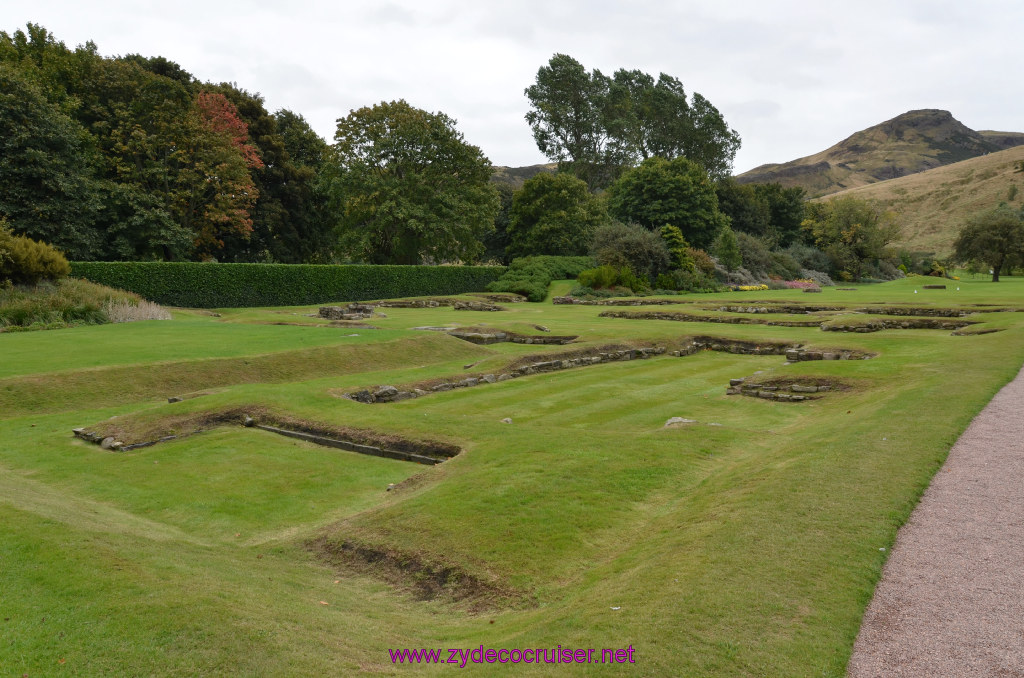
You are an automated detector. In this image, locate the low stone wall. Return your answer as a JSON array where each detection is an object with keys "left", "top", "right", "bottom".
[
  {"left": 711, "top": 305, "right": 841, "bottom": 314},
  {"left": 599, "top": 310, "right": 821, "bottom": 328},
  {"left": 467, "top": 293, "right": 526, "bottom": 303},
  {"left": 319, "top": 303, "right": 377, "bottom": 320},
  {"left": 452, "top": 300, "right": 505, "bottom": 311},
  {"left": 447, "top": 330, "right": 577, "bottom": 345},
  {"left": 73, "top": 415, "right": 457, "bottom": 464},
  {"left": 344, "top": 347, "right": 666, "bottom": 404},
  {"left": 669, "top": 336, "right": 798, "bottom": 357},
  {"left": 854, "top": 306, "right": 979, "bottom": 318},
  {"left": 821, "top": 318, "right": 974, "bottom": 332},
  {"left": 376, "top": 298, "right": 457, "bottom": 308},
  {"left": 552, "top": 296, "right": 683, "bottom": 306},
  {"left": 725, "top": 377, "right": 834, "bottom": 402}
]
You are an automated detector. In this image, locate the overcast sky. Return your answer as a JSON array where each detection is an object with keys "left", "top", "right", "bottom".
[{"left": 4, "top": 0, "right": 1021, "bottom": 173}]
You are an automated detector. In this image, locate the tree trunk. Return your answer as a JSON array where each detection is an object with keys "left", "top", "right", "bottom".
[{"left": 992, "top": 253, "right": 1004, "bottom": 282}]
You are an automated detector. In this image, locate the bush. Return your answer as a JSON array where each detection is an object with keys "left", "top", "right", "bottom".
[
  {"left": 785, "top": 243, "right": 832, "bottom": 273},
  {"left": 0, "top": 224, "right": 71, "bottom": 285},
  {"left": 486, "top": 256, "right": 594, "bottom": 302},
  {"left": 591, "top": 222, "right": 671, "bottom": 282},
  {"left": 577, "top": 265, "right": 648, "bottom": 294},
  {"left": 800, "top": 269, "right": 835, "bottom": 287},
  {"left": 0, "top": 278, "right": 154, "bottom": 331},
  {"left": 71, "top": 262, "right": 506, "bottom": 308},
  {"left": 569, "top": 285, "right": 634, "bottom": 299}
]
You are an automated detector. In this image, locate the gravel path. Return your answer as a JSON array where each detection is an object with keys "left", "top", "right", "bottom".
[{"left": 848, "top": 365, "right": 1024, "bottom": 677}]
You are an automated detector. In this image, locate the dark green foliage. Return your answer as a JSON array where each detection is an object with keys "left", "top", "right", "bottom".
[
  {"left": 591, "top": 222, "right": 671, "bottom": 282},
  {"left": 525, "top": 54, "right": 740, "bottom": 189},
  {"left": 577, "top": 265, "right": 648, "bottom": 293},
  {"left": 952, "top": 204, "right": 1024, "bottom": 282},
  {"left": 606, "top": 157, "right": 727, "bottom": 249},
  {"left": 212, "top": 89, "right": 332, "bottom": 264},
  {"left": 784, "top": 242, "right": 832, "bottom": 273},
  {"left": 0, "top": 224, "right": 71, "bottom": 285},
  {"left": 327, "top": 100, "right": 499, "bottom": 265},
  {"left": 715, "top": 179, "right": 770, "bottom": 238},
  {"left": 714, "top": 225, "right": 742, "bottom": 271},
  {"left": 0, "top": 64, "right": 101, "bottom": 259},
  {"left": 752, "top": 183, "right": 807, "bottom": 246},
  {"left": 506, "top": 173, "right": 607, "bottom": 257},
  {"left": 654, "top": 267, "right": 720, "bottom": 293},
  {"left": 735, "top": 232, "right": 802, "bottom": 280},
  {"left": 482, "top": 184, "right": 516, "bottom": 264},
  {"left": 70, "top": 262, "right": 504, "bottom": 308},
  {"left": 486, "top": 255, "right": 595, "bottom": 302},
  {"left": 803, "top": 196, "right": 900, "bottom": 281},
  {"left": 659, "top": 225, "right": 690, "bottom": 270}
]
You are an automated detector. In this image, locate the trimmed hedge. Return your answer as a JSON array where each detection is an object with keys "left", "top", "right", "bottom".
[{"left": 69, "top": 262, "right": 506, "bottom": 308}]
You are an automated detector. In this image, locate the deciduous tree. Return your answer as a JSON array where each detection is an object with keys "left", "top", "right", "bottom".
[
  {"left": 506, "top": 172, "right": 607, "bottom": 257},
  {"left": 326, "top": 100, "right": 499, "bottom": 265},
  {"left": 953, "top": 205, "right": 1024, "bottom": 282},
  {"left": 802, "top": 197, "right": 899, "bottom": 281},
  {"left": 606, "top": 157, "right": 727, "bottom": 249}
]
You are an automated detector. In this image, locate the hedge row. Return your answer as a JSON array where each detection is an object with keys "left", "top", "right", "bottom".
[{"left": 69, "top": 262, "right": 506, "bottom": 308}]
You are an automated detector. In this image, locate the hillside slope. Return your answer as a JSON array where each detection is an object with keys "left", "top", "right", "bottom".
[
  {"left": 825, "top": 145, "right": 1024, "bottom": 255},
  {"left": 490, "top": 162, "right": 557, "bottom": 189},
  {"left": 737, "top": 110, "right": 1023, "bottom": 198}
]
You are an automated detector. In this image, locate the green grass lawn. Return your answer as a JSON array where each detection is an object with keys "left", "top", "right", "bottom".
[{"left": 3, "top": 277, "right": 1024, "bottom": 675}]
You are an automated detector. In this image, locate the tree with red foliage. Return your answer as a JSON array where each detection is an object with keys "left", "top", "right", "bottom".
[{"left": 186, "top": 91, "right": 262, "bottom": 257}]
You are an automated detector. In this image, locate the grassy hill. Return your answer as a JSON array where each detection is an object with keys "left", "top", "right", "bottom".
[
  {"left": 737, "top": 110, "right": 1024, "bottom": 198},
  {"left": 491, "top": 163, "right": 557, "bottom": 189},
  {"left": 825, "top": 145, "right": 1024, "bottom": 256}
]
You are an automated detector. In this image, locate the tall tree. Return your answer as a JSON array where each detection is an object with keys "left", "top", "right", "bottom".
[
  {"left": 0, "top": 64, "right": 101, "bottom": 259},
  {"left": 715, "top": 178, "right": 771, "bottom": 238},
  {"left": 526, "top": 54, "right": 741, "bottom": 190},
  {"left": 802, "top": 196, "right": 899, "bottom": 281},
  {"left": 506, "top": 172, "right": 608, "bottom": 258},
  {"left": 524, "top": 54, "right": 619, "bottom": 191},
  {"left": 753, "top": 183, "right": 806, "bottom": 246},
  {"left": 326, "top": 100, "right": 499, "bottom": 265},
  {"left": 952, "top": 205, "right": 1024, "bottom": 282},
  {"left": 606, "top": 156, "right": 727, "bottom": 249}
]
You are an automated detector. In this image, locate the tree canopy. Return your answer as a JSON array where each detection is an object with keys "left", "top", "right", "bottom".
[
  {"left": 605, "top": 156, "right": 728, "bottom": 249},
  {"left": 0, "top": 24, "right": 333, "bottom": 263},
  {"left": 802, "top": 196, "right": 899, "bottom": 281},
  {"left": 525, "top": 54, "right": 740, "bottom": 190},
  {"left": 325, "top": 100, "right": 499, "bottom": 265},
  {"left": 952, "top": 205, "right": 1024, "bottom": 282},
  {"left": 506, "top": 172, "right": 607, "bottom": 258}
]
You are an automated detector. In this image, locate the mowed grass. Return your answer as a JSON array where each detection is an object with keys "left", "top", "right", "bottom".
[{"left": 2, "top": 279, "right": 1024, "bottom": 675}]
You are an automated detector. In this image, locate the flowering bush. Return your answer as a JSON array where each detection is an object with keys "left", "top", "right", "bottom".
[
  {"left": 783, "top": 279, "right": 819, "bottom": 289},
  {"left": 733, "top": 284, "right": 769, "bottom": 291}
]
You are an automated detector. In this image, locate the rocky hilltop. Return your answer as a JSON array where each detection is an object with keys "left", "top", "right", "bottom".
[{"left": 736, "top": 110, "right": 1024, "bottom": 197}]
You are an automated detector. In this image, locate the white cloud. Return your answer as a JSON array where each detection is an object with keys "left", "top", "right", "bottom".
[{"left": 4, "top": 0, "right": 1023, "bottom": 172}]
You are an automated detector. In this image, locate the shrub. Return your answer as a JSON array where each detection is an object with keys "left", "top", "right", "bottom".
[
  {"left": 784, "top": 243, "right": 832, "bottom": 274},
  {"left": 0, "top": 278, "right": 159, "bottom": 331},
  {"left": 569, "top": 285, "right": 634, "bottom": 299},
  {"left": 714, "top": 225, "right": 742, "bottom": 271},
  {"left": 800, "top": 269, "right": 835, "bottom": 287},
  {"left": 71, "top": 262, "right": 505, "bottom": 308},
  {"left": 486, "top": 256, "right": 594, "bottom": 302},
  {"left": 591, "top": 222, "right": 671, "bottom": 282},
  {"left": 0, "top": 224, "right": 71, "bottom": 285},
  {"left": 577, "top": 265, "right": 648, "bottom": 293}
]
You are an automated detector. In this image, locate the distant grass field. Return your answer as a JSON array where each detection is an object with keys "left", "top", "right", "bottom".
[
  {"left": 3, "top": 277, "right": 1024, "bottom": 675},
  {"left": 826, "top": 145, "right": 1024, "bottom": 256}
]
